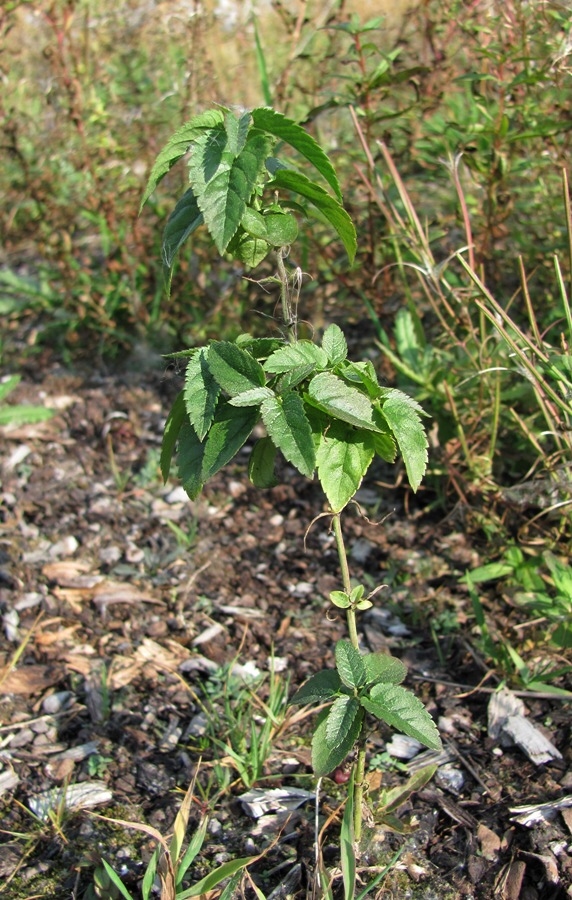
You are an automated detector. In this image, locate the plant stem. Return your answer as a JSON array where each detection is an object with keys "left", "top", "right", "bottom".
[
  {"left": 332, "top": 512, "right": 366, "bottom": 845},
  {"left": 276, "top": 247, "right": 296, "bottom": 342},
  {"left": 332, "top": 514, "right": 358, "bottom": 649}
]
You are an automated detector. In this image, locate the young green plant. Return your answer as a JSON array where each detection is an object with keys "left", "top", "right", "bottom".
[{"left": 142, "top": 105, "right": 441, "bottom": 858}]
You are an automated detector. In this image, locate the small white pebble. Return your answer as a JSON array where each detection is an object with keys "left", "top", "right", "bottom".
[
  {"left": 49, "top": 536, "right": 79, "bottom": 559},
  {"left": 42, "top": 691, "right": 73, "bottom": 714},
  {"left": 228, "top": 480, "right": 246, "bottom": 498}
]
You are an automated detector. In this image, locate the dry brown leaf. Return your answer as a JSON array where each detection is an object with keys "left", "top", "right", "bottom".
[
  {"left": 494, "top": 859, "right": 526, "bottom": 900},
  {"left": 561, "top": 807, "right": 572, "bottom": 835},
  {"left": 477, "top": 823, "right": 501, "bottom": 860},
  {"left": 42, "top": 560, "right": 97, "bottom": 586},
  {"left": 35, "top": 625, "right": 81, "bottom": 648},
  {"left": 108, "top": 656, "right": 143, "bottom": 689},
  {"left": 136, "top": 637, "right": 191, "bottom": 672},
  {"left": 92, "top": 580, "right": 164, "bottom": 610},
  {"left": 52, "top": 587, "right": 93, "bottom": 612},
  {"left": 45, "top": 757, "right": 75, "bottom": 783},
  {"left": 1, "top": 664, "right": 65, "bottom": 696},
  {"left": 64, "top": 650, "right": 98, "bottom": 677}
]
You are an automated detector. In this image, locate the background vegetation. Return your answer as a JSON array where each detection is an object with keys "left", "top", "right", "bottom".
[{"left": 2, "top": 0, "right": 571, "bottom": 683}]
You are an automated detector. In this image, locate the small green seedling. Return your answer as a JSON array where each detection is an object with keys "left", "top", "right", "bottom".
[{"left": 142, "top": 105, "right": 441, "bottom": 870}]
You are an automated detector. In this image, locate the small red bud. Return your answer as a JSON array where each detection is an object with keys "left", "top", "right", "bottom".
[{"left": 331, "top": 766, "right": 351, "bottom": 784}]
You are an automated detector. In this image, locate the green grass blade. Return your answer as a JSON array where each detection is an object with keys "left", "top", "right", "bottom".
[
  {"left": 100, "top": 859, "right": 136, "bottom": 900},
  {"left": 141, "top": 846, "right": 159, "bottom": 900},
  {"left": 177, "top": 855, "right": 259, "bottom": 898},
  {"left": 340, "top": 774, "right": 356, "bottom": 900},
  {"left": 176, "top": 816, "right": 209, "bottom": 885},
  {"left": 252, "top": 15, "right": 272, "bottom": 106},
  {"left": 354, "top": 846, "right": 406, "bottom": 900}
]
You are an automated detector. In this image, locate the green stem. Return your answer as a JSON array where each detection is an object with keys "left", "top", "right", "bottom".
[
  {"left": 332, "top": 514, "right": 358, "bottom": 649},
  {"left": 332, "top": 512, "right": 365, "bottom": 845}
]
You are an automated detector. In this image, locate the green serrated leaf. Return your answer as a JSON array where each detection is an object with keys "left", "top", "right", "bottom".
[
  {"left": 140, "top": 109, "right": 226, "bottom": 209},
  {"left": 160, "top": 391, "right": 186, "bottom": 482},
  {"left": 276, "top": 363, "right": 316, "bottom": 393},
  {"left": 335, "top": 640, "right": 366, "bottom": 689},
  {"left": 162, "top": 188, "right": 204, "bottom": 271},
  {"left": 189, "top": 130, "right": 273, "bottom": 254},
  {"left": 178, "top": 401, "right": 259, "bottom": 499},
  {"left": 378, "top": 389, "right": 428, "bottom": 492},
  {"left": 342, "top": 360, "right": 381, "bottom": 397},
  {"left": 225, "top": 109, "right": 252, "bottom": 154},
  {"left": 330, "top": 590, "right": 351, "bottom": 609},
  {"left": 322, "top": 324, "right": 348, "bottom": 365},
  {"left": 373, "top": 431, "right": 397, "bottom": 463},
  {"left": 316, "top": 421, "right": 375, "bottom": 512},
  {"left": 251, "top": 107, "right": 343, "bottom": 201},
  {"left": 248, "top": 437, "right": 278, "bottom": 488},
  {"left": 309, "top": 372, "right": 383, "bottom": 432},
  {"left": 260, "top": 392, "right": 315, "bottom": 477},
  {"left": 290, "top": 669, "right": 342, "bottom": 705},
  {"left": 312, "top": 705, "right": 364, "bottom": 777},
  {"left": 361, "top": 683, "right": 442, "bottom": 751},
  {"left": 184, "top": 349, "right": 220, "bottom": 440},
  {"left": 363, "top": 653, "right": 407, "bottom": 687},
  {"left": 268, "top": 169, "right": 356, "bottom": 264},
  {"left": 326, "top": 696, "right": 361, "bottom": 750},
  {"left": 265, "top": 341, "right": 328, "bottom": 374},
  {"left": 177, "top": 420, "right": 206, "bottom": 499},
  {"left": 228, "top": 387, "right": 274, "bottom": 407},
  {"left": 207, "top": 341, "right": 266, "bottom": 395},
  {"left": 235, "top": 336, "right": 285, "bottom": 358},
  {"left": 200, "top": 401, "right": 259, "bottom": 483}
]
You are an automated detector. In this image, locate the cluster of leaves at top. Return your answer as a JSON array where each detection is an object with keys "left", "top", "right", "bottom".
[
  {"left": 143, "top": 105, "right": 441, "bottom": 773},
  {"left": 143, "top": 105, "right": 428, "bottom": 512},
  {"left": 141, "top": 106, "right": 356, "bottom": 275}
]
